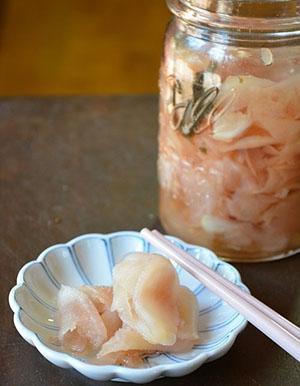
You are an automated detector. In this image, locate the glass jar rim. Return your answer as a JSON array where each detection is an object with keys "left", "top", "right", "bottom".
[{"left": 167, "top": 0, "right": 300, "bottom": 36}]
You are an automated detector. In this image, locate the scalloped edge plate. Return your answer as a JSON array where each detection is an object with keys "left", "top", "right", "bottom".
[{"left": 9, "top": 231, "right": 249, "bottom": 383}]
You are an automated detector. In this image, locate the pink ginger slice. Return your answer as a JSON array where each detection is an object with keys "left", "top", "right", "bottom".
[
  {"left": 111, "top": 253, "right": 180, "bottom": 345},
  {"left": 57, "top": 285, "right": 108, "bottom": 353}
]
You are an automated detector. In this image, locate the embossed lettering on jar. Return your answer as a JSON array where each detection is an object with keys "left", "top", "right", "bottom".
[{"left": 158, "top": 0, "right": 300, "bottom": 261}]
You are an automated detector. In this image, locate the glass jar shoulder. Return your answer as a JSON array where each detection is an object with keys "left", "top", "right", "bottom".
[
  {"left": 159, "top": 20, "right": 300, "bottom": 261},
  {"left": 163, "top": 19, "right": 300, "bottom": 84}
]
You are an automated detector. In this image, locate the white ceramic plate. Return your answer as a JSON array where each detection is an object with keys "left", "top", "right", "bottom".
[{"left": 9, "top": 231, "right": 248, "bottom": 383}]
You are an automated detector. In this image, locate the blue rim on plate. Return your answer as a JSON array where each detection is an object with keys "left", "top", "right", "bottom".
[{"left": 9, "top": 231, "right": 249, "bottom": 383}]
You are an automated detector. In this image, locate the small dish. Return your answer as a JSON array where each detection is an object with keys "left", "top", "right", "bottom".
[{"left": 9, "top": 231, "right": 249, "bottom": 383}]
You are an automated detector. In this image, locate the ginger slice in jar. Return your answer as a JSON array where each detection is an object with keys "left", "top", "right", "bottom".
[
  {"left": 217, "top": 75, "right": 274, "bottom": 113},
  {"left": 112, "top": 253, "right": 180, "bottom": 345},
  {"left": 201, "top": 214, "right": 252, "bottom": 249},
  {"left": 201, "top": 214, "right": 239, "bottom": 234},
  {"left": 212, "top": 111, "right": 252, "bottom": 141},
  {"left": 57, "top": 285, "right": 108, "bottom": 353},
  {"left": 226, "top": 192, "right": 279, "bottom": 223},
  {"left": 255, "top": 117, "right": 300, "bottom": 142},
  {"left": 217, "top": 135, "right": 278, "bottom": 152}
]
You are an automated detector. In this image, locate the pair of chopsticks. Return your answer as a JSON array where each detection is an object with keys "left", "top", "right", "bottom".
[{"left": 141, "top": 228, "right": 300, "bottom": 362}]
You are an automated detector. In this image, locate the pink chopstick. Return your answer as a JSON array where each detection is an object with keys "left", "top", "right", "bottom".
[
  {"left": 141, "top": 228, "right": 300, "bottom": 362},
  {"left": 150, "top": 229, "right": 300, "bottom": 339}
]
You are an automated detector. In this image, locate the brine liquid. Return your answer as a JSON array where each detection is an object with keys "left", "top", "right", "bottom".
[{"left": 159, "top": 32, "right": 300, "bottom": 261}]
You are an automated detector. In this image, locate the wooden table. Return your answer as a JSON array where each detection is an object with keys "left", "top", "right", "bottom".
[{"left": 1, "top": 96, "right": 299, "bottom": 386}]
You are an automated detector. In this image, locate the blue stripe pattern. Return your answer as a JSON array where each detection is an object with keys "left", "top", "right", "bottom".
[
  {"left": 106, "top": 239, "right": 114, "bottom": 274},
  {"left": 12, "top": 231, "right": 248, "bottom": 370},
  {"left": 41, "top": 261, "right": 61, "bottom": 289},
  {"left": 19, "top": 307, "right": 58, "bottom": 331},
  {"left": 69, "top": 246, "right": 92, "bottom": 285},
  {"left": 199, "top": 299, "right": 222, "bottom": 315},
  {"left": 24, "top": 281, "right": 57, "bottom": 312}
]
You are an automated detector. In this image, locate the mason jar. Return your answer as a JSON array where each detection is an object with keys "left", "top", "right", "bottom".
[{"left": 158, "top": 0, "right": 300, "bottom": 262}]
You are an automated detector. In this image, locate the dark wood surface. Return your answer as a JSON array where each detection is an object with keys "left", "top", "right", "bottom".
[{"left": 1, "top": 96, "right": 299, "bottom": 386}]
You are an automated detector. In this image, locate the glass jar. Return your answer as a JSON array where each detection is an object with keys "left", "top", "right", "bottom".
[{"left": 158, "top": 0, "right": 300, "bottom": 262}]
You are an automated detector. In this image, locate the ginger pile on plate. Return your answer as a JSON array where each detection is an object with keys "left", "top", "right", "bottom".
[{"left": 56, "top": 253, "right": 199, "bottom": 367}]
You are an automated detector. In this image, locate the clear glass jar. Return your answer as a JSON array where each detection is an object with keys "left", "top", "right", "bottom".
[{"left": 158, "top": 0, "right": 300, "bottom": 262}]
